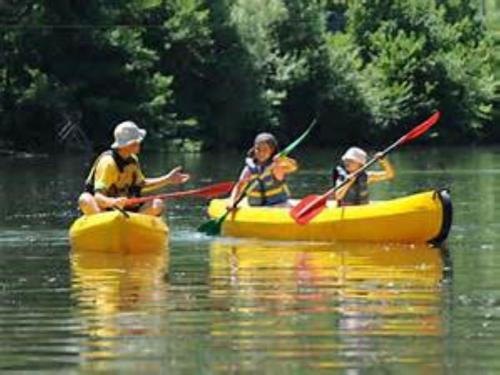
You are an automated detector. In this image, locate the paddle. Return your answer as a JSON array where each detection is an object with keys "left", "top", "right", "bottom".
[
  {"left": 123, "top": 181, "right": 234, "bottom": 207},
  {"left": 290, "top": 111, "right": 441, "bottom": 225},
  {"left": 198, "top": 118, "right": 317, "bottom": 236}
]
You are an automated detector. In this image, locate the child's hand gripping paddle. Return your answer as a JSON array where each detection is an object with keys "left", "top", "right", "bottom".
[{"left": 290, "top": 112, "right": 441, "bottom": 225}]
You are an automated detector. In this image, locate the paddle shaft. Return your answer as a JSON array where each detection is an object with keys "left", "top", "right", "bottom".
[{"left": 124, "top": 181, "right": 233, "bottom": 206}]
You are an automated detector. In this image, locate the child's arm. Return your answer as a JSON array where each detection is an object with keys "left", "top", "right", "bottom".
[
  {"left": 367, "top": 153, "right": 395, "bottom": 184},
  {"left": 332, "top": 178, "right": 356, "bottom": 201},
  {"left": 272, "top": 156, "right": 298, "bottom": 181},
  {"left": 227, "top": 167, "right": 251, "bottom": 208}
]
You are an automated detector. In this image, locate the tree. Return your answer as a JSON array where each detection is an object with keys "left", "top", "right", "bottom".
[{"left": 347, "top": 0, "right": 496, "bottom": 142}]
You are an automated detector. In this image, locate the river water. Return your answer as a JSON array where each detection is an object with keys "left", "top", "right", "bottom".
[{"left": 1, "top": 147, "right": 499, "bottom": 373}]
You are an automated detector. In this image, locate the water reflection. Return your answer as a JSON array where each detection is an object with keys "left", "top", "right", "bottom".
[
  {"left": 70, "top": 248, "right": 168, "bottom": 364},
  {"left": 210, "top": 240, "right": 447, "bottom": 371}
]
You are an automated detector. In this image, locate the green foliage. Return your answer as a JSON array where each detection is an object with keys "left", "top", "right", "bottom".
[
  {"left": 273, "top": 0, "right": 333, "bottom": 138},
  {"left": 229, "top": 0, "right": 308, "bottom": 131},
  {"left": 346, "top": 0, "right": 496, "bottom": 142},
  {"left": 322, "top": 33, "right": 375, "bottom": 143},
  {"left": 0, "top": 0, "right": 497, "bottom": 151}
]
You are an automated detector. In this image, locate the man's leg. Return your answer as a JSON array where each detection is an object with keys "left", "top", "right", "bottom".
[{"left": 78, "top": 193, "right": 102, "bottom": 215}]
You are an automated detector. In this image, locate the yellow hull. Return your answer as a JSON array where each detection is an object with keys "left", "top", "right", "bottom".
[
  {"left": 69, "top": 211, "right": 169, "bottom": 252},
  {"left": 207, "top": 190, "right": 452, "bottom": 244}
]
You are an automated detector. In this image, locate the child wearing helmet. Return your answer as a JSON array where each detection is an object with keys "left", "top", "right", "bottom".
[{"left": 332, "top": 147, "right": 395, "bottom": 206}]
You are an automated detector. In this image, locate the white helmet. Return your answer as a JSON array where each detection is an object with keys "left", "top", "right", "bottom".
[{"left": 341, "top": 147, "right": 367, "bottom": 164}]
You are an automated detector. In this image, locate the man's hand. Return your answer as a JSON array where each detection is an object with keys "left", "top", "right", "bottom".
[
  {"left": 111, "top": 197, "right": 128, "bottom": 209},
  {"left": 166, "top": 166, "right": 190, "bottom": 185}
]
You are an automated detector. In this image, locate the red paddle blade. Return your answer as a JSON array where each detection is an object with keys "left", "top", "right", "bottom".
[
  {"left": 195, "top": 181, "right": 234, "bottom": 198},
  {"left": 290, "top": 194, "right": 328, "bottom": 225},
  {"left": 399, "top": 111, "right": 440, "bottom": 145}
]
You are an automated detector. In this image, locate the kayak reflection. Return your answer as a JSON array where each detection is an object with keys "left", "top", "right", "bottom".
[
  {"left": 210, "top": 240, "right": 447, "bottom": 370},
  {"left": 70, "top": 247, "right": 168, "bottom": 360}
]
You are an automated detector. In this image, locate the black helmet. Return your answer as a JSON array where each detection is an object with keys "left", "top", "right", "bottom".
[
  {"left": 247, "top": 132, "right": 279, "bottom": 159},
  {"left": 254, "top": 132, "right": 278, "bottom": 150}
]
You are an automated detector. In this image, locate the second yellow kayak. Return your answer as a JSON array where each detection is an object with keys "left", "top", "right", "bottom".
[{"left": 207, "top": 189, "right": 452, "bottom": 244}]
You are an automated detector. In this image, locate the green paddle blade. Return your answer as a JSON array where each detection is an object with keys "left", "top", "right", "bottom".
[
  {"left": 198, "top": 210, "right": 229, "bottom": 236},
  {"left": 197, "top": 219, "right": 221, "bottom": 236}
]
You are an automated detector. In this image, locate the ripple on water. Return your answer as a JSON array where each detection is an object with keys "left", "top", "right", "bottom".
[{"left": 0, "top": 229, "right": 69, "bottom": 248}]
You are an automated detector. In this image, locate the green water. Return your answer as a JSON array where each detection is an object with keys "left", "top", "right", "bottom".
[{"left": 1, "top": 147, "right": 500, "bottom": 373}]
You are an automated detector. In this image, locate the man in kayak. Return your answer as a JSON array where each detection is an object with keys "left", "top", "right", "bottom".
[
  {"left": 332, "top": 147, "right": 395, "bottom": 206},
  {"left": 78, "top": 121, "right": 190, "bottom": 216}
]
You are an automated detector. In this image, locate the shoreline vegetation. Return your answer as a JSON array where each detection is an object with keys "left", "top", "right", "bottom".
[{"left": 0, "top": 0, "right": 498, "bottom": 153}]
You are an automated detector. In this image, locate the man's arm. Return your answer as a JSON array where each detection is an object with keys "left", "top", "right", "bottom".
[{"left": 142, "top": 166, "right": 190, "bottom": 193}]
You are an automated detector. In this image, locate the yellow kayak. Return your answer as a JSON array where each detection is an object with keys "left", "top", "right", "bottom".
[
  {"left": 69, "top": 211, "right": 169, "bottom": 252},
  {"left": 207, "top": 189, "right": 452, "bottom": 244}
]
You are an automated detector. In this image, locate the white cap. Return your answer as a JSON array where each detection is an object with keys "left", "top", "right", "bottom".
[
  {"left": 341, "top": 147, "right": 367, "bottom": 164},
  {"left": 111, "top": 121, "right": 147, "bottom": 149}
]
